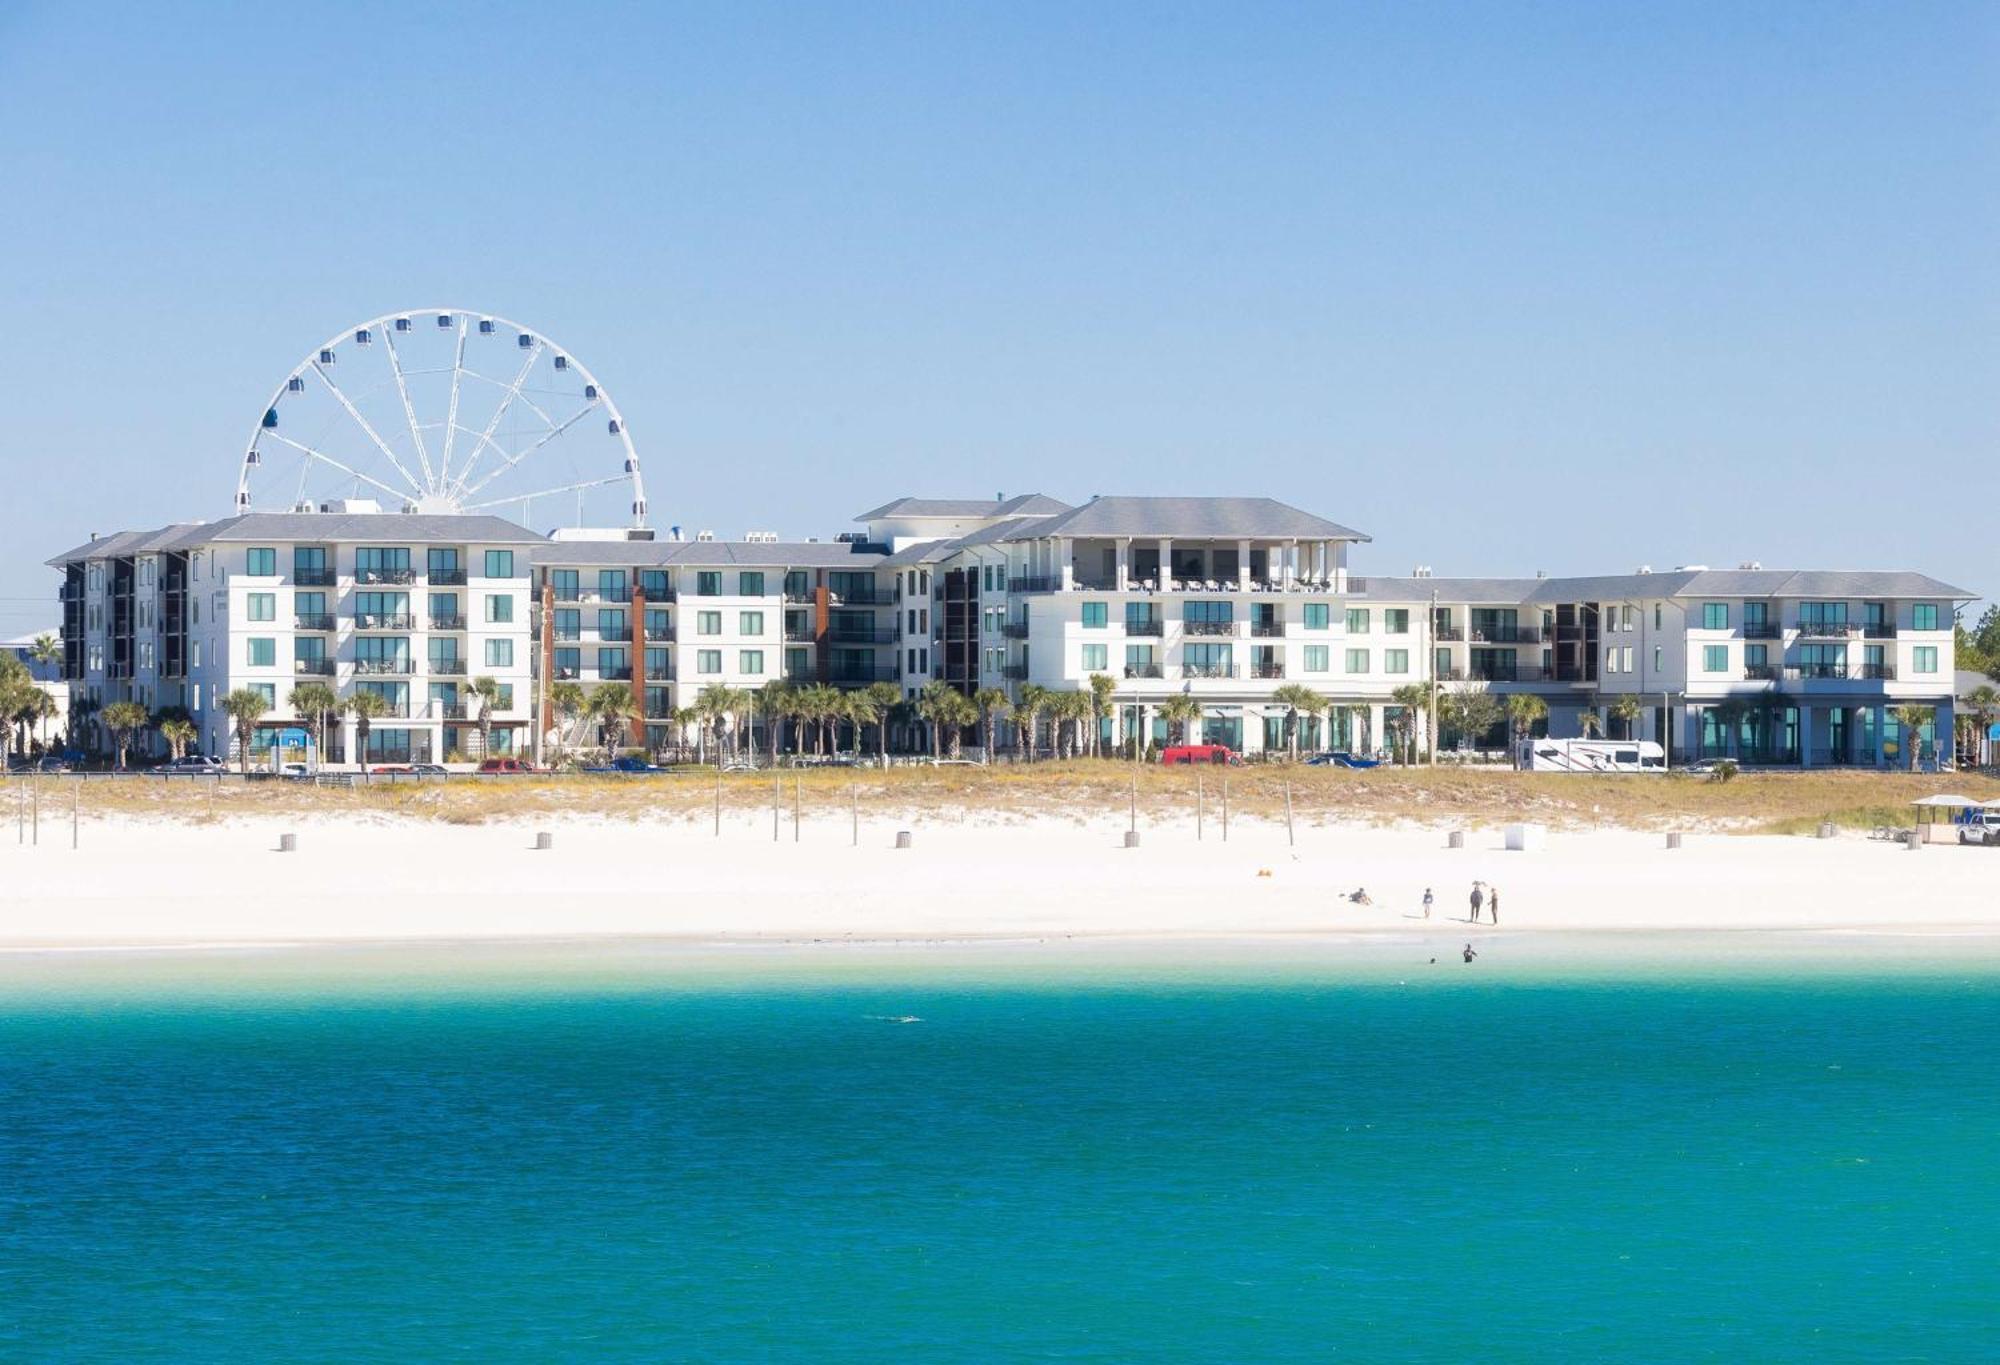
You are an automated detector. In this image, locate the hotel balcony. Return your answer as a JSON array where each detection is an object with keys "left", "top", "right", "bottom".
[
  {"left": 356, "top": 568, "right": 416, "bottom": 586},
  {"left": 1184, "top": 621, "right": 1237, "bottom": 638},
  {"left": 1742, "top": 623, "right": 1783, "bottom": 640},
  {"left": 428, "top": 659, "right": 468, "bottom": 676},
  {"left": 428, "top": 569, "right": 467, "bottom": 587},
  {"left": 1432, "top": 626, "right": 1465, "bottom": 642},
  {"left": 1181, "top": 663, "right": 1241, "bottom": 680},
  {"left": 292, "top": 659, "right": 335, "bottom": 676},
  {"left": 1744, "top": 664, "right": 1780, "bottom": 681},
  {"left": 1249, "top": 661, "right": 1286, "bottom": 679},
  {"left": 1862, "top": 623, "right": 1898, "bottom": 639},
  {"left": 1250, "top": 621, "right": 1285, "bottom": 638},
  {"left": 828, "top": 587, "right": 891, "bottom": 606},
  {"left": 292, "top": 568, "right": 336, "bottom": 587},
  {"left": 644, "top": 625, "right": 675, "bottom": 642},
  {"left": 1795, "top": 621, "right": 1857, "bottom": 639},
  {"left": 1469, "top": 626, "right": 1541, "bottom": 644},
  {"left": 1126, "top": 619, "right": 1164, "bottom": 637},
  {"left": 827, "top": 625, "right": 899, "bottom": 645},
  {"left": 355, "top": 613, "right": 415, "bottom": 631},
  {"left": 1123, "top": 663, "right": 1165, "bottom": 679},
  {"left": 429, "top": 614, "right": 467, "bottom": 632},
  {"left": 353, "top": 659, "right": 417, "bottom": 676},
  {"left": 1002, "top": 621, "right": 1030, "bottom": 640},
  {"left": 294, "top": 614, "right": 336, "bottom": 632}
]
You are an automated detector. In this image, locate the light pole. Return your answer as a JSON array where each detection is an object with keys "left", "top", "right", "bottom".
[{"left": 1428, "top": 586, "right": 1440, "bottom": 766}]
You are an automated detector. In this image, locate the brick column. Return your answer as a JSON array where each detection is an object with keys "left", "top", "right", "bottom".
[
  {"left": 538, "top": 579, "right": 555, "bottom": 763},
  {"left": 815, "top": 583, "right": 830, "bottom": 683},
  {"left": 630, "top": 586, "right": 648, "bottom": 721}
]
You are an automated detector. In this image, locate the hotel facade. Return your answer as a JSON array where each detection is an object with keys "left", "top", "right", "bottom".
[{"left": 48, "top": 493, "right": 1972, "bottom": 768}]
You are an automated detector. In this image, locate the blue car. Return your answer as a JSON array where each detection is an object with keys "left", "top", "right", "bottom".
[
  {"left": 586, "top": 755, "right": 663, "bottom": 773},
  {"left": 1306, "top": 751, "right": 1382, "bottom": 769}
]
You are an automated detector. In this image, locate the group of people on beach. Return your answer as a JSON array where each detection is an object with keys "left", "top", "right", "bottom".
[{"left": 1347, "top": 880, "right": 1499, "bottom": 926}]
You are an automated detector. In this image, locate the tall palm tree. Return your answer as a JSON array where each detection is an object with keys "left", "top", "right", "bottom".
[
  {"left": 1013, "top": 683, "right": 1048, "bottom": 761},
  {"left": 915, "top": 681, "right": 955, "bottom": 759},
  {"left": 590, "top": 682, "right": 640, "bottom": 754},
  {"left": 864, "top": 680, "right": 902, "bottom": 760},
  {"left": 287, "top": 682, "right": 339, "bottom": 761},
  {"left": 973, "top": 687, "right": 1011, "bottom": 763},
  {"left": 27, "top": 633, "right": 60, "bottom": 670},
  {"left": 802, "top": 683, "right": 842, "bottom": 756},
  {"left": 1960, "top": 684, "right": 1998, "bottom": 768},
  {"left": 1575, "top": 706, "right": 1604, "bottom": 739},
  {"left": 1085, "top": 673, "right": 1117, "bottom": 758},
  {"left": 757, "top": 680, "right": 792, "bottom": 766},
  {"left": 550, "top": 680, "right": 588, "bottom": 760},
  {"left": 694, "top": 683, "right": 737, "bottom": 763},
  {"left": 1505, "top": 693, "right": 1548, "bottom": 769},
  {"left": 101, "top": 700, "right": 150, "bottom": 770},
  {"left": 19, "top": 689, "right": 58, "bottom": 755},
  {"left": 158, "top": 716, "right": 198, "bottom": 761},
  {"left": 224, "top": 688, "right": 274, "bottom": 774},
  {"left": 1270, "top": 683, "right": 1320, "bottom": 761},
  {"left": 1892, "top": 704, "right": 1933, "bottom": 773},
  {"left": 842, "top": 688, "right": 882, "bottom": 761},
  {"left": 941, "top": 688, "right": 978, "bottom": 758},
  {"left": 1610, "top": 694, "right": 1644, "bottom": 745},
  {"left": 468, "top": 675, "right": 504, "bottom": 759},
  {"left": 671, "top": 706, "right": 700, "bottom": 761},
  {"left": 1159, "top": 693, "right": 1202, "bottom": 746},
  {"left": 1390, "top": 683, "right": 1431, "bottom": 765}
]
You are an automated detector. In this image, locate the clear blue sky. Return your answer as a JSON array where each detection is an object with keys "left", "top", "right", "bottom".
[{"left": 0, "top": 1, "right": 1993, "bottom": 634}]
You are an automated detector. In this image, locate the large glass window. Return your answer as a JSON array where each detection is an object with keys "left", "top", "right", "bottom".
[
  {"left": 785, "top": 647, "right": 808, "bottom": 676},
  {"left": 246, "top": 548, "right": 276, "bottom": 576},
  {"left": 696, "top": 572, "right": 721, "bottom": 596},
  {"left": 1913, "top": 604, "right": 1939, "bottom": 631},
  {"left": 552, "top": 608, "right": 580, "bottom": 640},
  {"left": 598, "top": 570, "right": 627, "bottom": 602},
  {"left": 740, "top": 611, "right": 764, "bottom": 635},
  {"left": 246, "top": 592, "right": 275, "bottom": 622},
  {"left": 1384, "top": 649, "right": 1409, "bottom": 673},
  {"left": 1183, "top": 643, "right": 1233, "bottom": 677},
  {"left": 597, "top": 647, "right": 628, "bottom": 677},
  {"left": 1302, "top": 602, "right": 1330, "bottom": 630},
  {"left": 739, "top": 572, "right": 765, "bottom": 596},
  {"left": 356, "top": 547, "right": 412, "bottom": 582},
  {"left": 485, "top": 639, "right": 513, "bottom": 667},
  {"left": 1346, "top": 608, "right": 1370, "bottom": 633},
  {"left": 294, "top": 636, "right": 326, "bottom": 664},
  {"left": 1799, "top": 601, "right": 1848, "bottom": 628},
  {"left": 1183, "top": 601, "right": 1233, "bottom": 625},
  {"left": 1081, "top": 644, "right": 1108, "bottom": 671},
  {"left": 1702, "top": 645, "right": 1729, "bottom": 672},
  {"left": 486, "top": 594, "right": 514, "bottom": 624},
  {"left": 1743, "top": 601, "right": 1767, "bottom": 628},
  {"left": 428, "top": 548, "right": 463, "bottom": 582},
  {"left": 1702, "top": 603, "right": 1728, "bottom": 630},
  {"left": 1081, "top": 602, "right": 1107, "bottom": 628},
  {"left": 1914, "top": 646, "right": 1938, "bottom": 674},
  {"left": 1384, "top": 609, "right": 1409, "bottom": 634},
  {"left": 551, "top": 569, "right": 580, "bottom": 601},
  {"left": 697, "top": 650, "right": 722, "bottom": 674},
  {"left": 740, "top": 649, "right": 765, "bottom": 675},
  {"left": 553, "top": 648, "right": 580, "bottom": 678},
  {"left": 484, "top": 550, "right": 514, "bottom": 578},
  {"left": 639, "top": 569, "right": 670, "bottom": 599},
  {"left": 247, "top": 638, "right": 275, "bottom": 666},
  {"left": 1345, "top": 649, "right": 1369, "bottom": 673},
  {"left": 598, "top": 609, "right": 627, "bottom": 637},
  {"left": 644, "top": 647, "right": 670, "bottom": 676},
  {"left": 698, "top": 611, "right": 721, "bottom": 635},
  {"left": 783, "top": 570, "right": 809, "bottom": 599},
  {"left": 1303, "top": 645, "right": 1329, "bottom": 672}
]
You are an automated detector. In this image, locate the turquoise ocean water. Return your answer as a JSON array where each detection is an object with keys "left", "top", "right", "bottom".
[{"left": 1, "top": 939, "right": 1995, "bottom": 1361}]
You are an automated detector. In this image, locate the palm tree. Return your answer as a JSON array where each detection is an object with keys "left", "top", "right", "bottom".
[
  {"left": 550, "top": 680, "right": 588, "bottom": 759},
  {"left": 1014, "top": 683, "right": 1049, "bottom": 760},
  {"left": 101, "top": 700, "right": 150, "bottom": 770},
  {"left": 1610, "top": 695, "right": 1644, "bottom": 745},
  {"left": 973, "top": 687, "right": 1011, "bottom": 762},
  {"left": 343, "top": 690, "right": 387, "bottom": 768},
  {"left": 158, "top": 716, "right": 198, "bottom": 761},
  {"left": 1085, "top": 673, "right": 1118, "bottom": 758},
  {"left": 1711, "top": 698, "right": 1748, "bottom": 760},
  {"left": 1048, "top": 690, "right": 1086, "bottom": 759},
  {"left": 915, "top": 681, "right": 955, "bottom": 759},
  {"left": 803, "top": 683, "right": 843, "bottom": 756},
  {"left": 1446, "top": 683, "right": 1503, "bottom": 754},
  {"left": 287, "top": 682, "right": 339, "bottom": 760},
  {"left": 694, "top": 683, "right": 738, "bottom": 763},
  {"left": 1892, "top": 704, "right": 1933, "bottom": 773},
  {"left": 864, "top": 680, "right": 902, "bottom": 760},
  {"left": 1270, "top": 683, "right": 1320, "bottom": 761},
  {"left": 671, "top": 706, "right": 700, "bottom": 761},
  {"left": 1390, "top": 683, "right": 1431, "bottom": 765},
  {"left": 590, "top": 682, "right": 640, "bottom": 754},
  {"left": 1505, "top": 693, "right": 1548, "bottom": 769},
  {"left": 27, "top": 633, "right": 60, "bottom": 670},
  {"left": 468, "top": 676, "right": 504, "bottom": 759},
  {"left": 757, "top": 680, "right": 792, "bottom": 766},
  {"left": 1575, "top": 706, "right": 1604, "bottom": 739},
  {"left": 1960, "top": 684, "right": 1998, "bottom": 768},
  {"left": 19, "top": 689, "right": 58, "bottom": 756},
  {"left": 1159, "top": 693, "right": 1202, "bottom": 746},
  {"left": 942, "top": 688, "right": 978, "bottom": 758},
  {"left": 224, "top": 688, "right": 274, "bottom": 774}
]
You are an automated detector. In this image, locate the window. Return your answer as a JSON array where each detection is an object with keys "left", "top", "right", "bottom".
[
  {"left": 1081, "top": 644, "right": 1108, "bottom": 671},
  {"left": 295, "top": 637, "right": 326, "bottom": 664},
  {"left": 598, "top": 570, "right": 627, "bottom": 602},
  {"left": 697, "top": 611, "right": 721, "bottom": 635},
  {"left": 246, "top": 548, "right": 276, "bottom": 576},
  {"left": 1800, "top": 601, "right": 1848, "bottom": 628},
  {"left": 1346, "top": 608, "right": 1370, "bottom": 633},
  {"left": 486, "top": 594, "right": 514, "bottom": 624},
  {"left": 1183, "top": 600, "right": 1233, "bottom": 625},
  {"left": 639, "top": 569, "right": 669, "bottom": 599},
  {"left": 484, "top": 550, "right": 514, "bottom": 578},
  {"left": 1913, "top": 604, "right": 1939, "bottom": 631},
  {"left": 598, "top": 609, "right": 627, "bottom": 637},
  {"left": 739, "top": 611, "right": 764, "bottom": 635},
  {"left": 1303, "top": 603, "right": 1329, "bottom": 630},
  {"left": 1653, "top": 645, "right": 1663, "bottom": 673},
  {"left": 1743, "top": 601, "right": 1768, "bottom": 628},
  {"left": 1703, "top": 645, "right": 1729, "bottom": 672},
  {"left": 248, "top": 638, "right": 275, "bottom": 667},
  {"left": 696, "top": 572, "right": 721, "bottom": 596},
  {"left": 597, "top": 647, "right": 627, "bottom": 676},
  {"left": 1346, "top": 649, "right": 1369, "bottom": 674},
  {"left": 1746, "top": 644, "right": 1768, "bottom": 669},
  {"left": 697, "top": 650, "right": 721, "bottom": 674},
  {"left": 1914, "top": 646, "right": 1938, "bottom": 674},
  {"left": 1304, "top": 645, "right": 1329, "bottom": 673},
  {"left": 1702, "top": 603, "right": 1728, "bottom": 630},
  {"left": 428, "top": 549, "right": 462, "bottom": 582},
  {"left": 783, "top": 570, "right": 808, "bottom": 599},
  {"left": 644, "top": 647, "right": 670, "bottom": 676},
  {"left": 1385, "top": 649, "right": 1409, "bottom": 673},
  {"left": 1654, "top": 604, "right": 1662, "bottom": 630},
  {"left": 740, "top": 649, "right": 765, "bottom": 675},
  {"left": 739, "top": 572, "right": 764, "bottom": 596},
  {"left": 785, "top": 647, "right": 808, "bottom": 676},
  {"left": 297, "top": 591, "right": 327, "bottom": 616},
  {"left": 246, "top": 592, "right": 275, "bottom": 622},
  {"left": 485, "top": 639, "right": 513, "bottom": 667},
  {"left": 551, "top": 569, "right": 580, "bottom": 601},
  {"left": 252, "top": 683, "right": 276, "bottom": 707},
  {"left": 552, "top": 608, "right": 580, "bottom": 640},
  {"left": 1384, "top": 609, "right": 1409, "bottom": 634},
  {"left": 1081, "top": 602, "right": 1107, "bottom": 628}
]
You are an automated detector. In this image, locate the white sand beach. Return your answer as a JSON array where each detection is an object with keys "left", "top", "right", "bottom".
[{"left": 2, "top": 811, "right": 1997, "bottom": 950}]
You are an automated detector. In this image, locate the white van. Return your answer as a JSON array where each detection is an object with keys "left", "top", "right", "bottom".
[
  {"left": 1957, "top": 809, "right": 2000, "bottom": 846},
  {"left": 1523, "top": 738, "right": 1667, "bottom": 773}
]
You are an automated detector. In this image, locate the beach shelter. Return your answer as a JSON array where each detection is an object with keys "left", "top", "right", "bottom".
[{"left": 1911, "top": 794, "right": 1983, "bottom": 842}]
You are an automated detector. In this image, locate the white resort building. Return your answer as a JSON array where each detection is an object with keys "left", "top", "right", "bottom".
[{"left": 47, "top": 493, "right": 1973, "bottom": 768}]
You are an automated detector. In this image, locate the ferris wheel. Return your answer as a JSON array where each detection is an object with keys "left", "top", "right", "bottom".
[{"left": 236, "top": 309, "right": 647, "bottom": 527}]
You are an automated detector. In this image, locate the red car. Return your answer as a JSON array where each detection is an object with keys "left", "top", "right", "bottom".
[
  {"left": 1160, "top": 744, "right": 1240, "bottom": 767},
  {"left": 477, "top": 758, "right": 538, "bottom": 774}
]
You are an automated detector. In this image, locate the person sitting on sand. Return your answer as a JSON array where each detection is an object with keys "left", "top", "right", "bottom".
[{"left": 1348, "top": 888, "right": 1373, "bottom": 906}]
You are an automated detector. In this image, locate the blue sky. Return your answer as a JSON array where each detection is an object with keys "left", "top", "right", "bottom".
[{"left": 0, "top": 1, "right": 1993, "bottom": 633}]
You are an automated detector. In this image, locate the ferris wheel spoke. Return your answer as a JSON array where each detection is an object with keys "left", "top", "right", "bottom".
[
  {"left": 434, "top": 317, "right": 471, "bottom": 498},
  {"left": 462, "top": 473, "right": 628, "bottom": 511},
  {"left": 449, "top": 340, "right": 544, "bottom": 499},
  {"left": 379, "top": 327, "right": 437, "bottom": 492},
  {"left": 308, "top": 361, "right": 427, "bottom": 498},
  {"left": 456, "top": 399, "right": 602, "bottom": 499},
  {"left": 261, "top": 433, "right": 422, "bottom": 505}
]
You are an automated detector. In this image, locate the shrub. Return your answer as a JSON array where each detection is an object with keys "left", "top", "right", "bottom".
[{"left": 1710, "top": 759, "right": 1739, "bottom": 783}]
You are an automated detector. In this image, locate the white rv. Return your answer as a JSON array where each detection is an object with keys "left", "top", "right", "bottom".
[{"left": 1523, "top": 739, "right": 1666, "bottom": 773}]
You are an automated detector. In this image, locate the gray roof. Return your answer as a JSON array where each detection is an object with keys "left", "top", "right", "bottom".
[
  {"left": 1010, "top": 497, "right": 1369, "bottom": 543},
  {"left": 875, "top": 515, "right": 1064, "bottom": 567},
  {"left": 1358, "top": 568, "right": 1977, "bottom": 606},
  {"left": 1678, "top": 569, "right": 1976, "bottom": 600},
  {"left": 47, "top": 512, "right": 545, "bottom": 564},
  {"left": 531, "top": 540, "right": 883, "bottom": 569},
  {"left": 1356, "top": 576, "right": 1544, "bottom": 603},
  {"left": 854, "top": 494, "right": 1072, "bottom": 521}
]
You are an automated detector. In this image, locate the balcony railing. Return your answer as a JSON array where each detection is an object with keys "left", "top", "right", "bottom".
[
  {"left": 1435, "top": 665, "right": 1466, "bottom": 682},
  {"left": 1785, "top": 664, "right": 1849, "bottom": 681},
  {"left": 1432, "top": 627, "right": 1465, "bottom": 642},
  {"left": 1184, "top": 620, "right": 1236, "bottom": 637},
  {"left": 1469, "top": 626, "right": 1540, "bottom": 644},
  {"left": 1743, "top": 665, "right": 1779, "bottom": 681},
  {"left": 1857, "top": 663, "right": 1898, "bottom": 680},
  {"left": 599, "top": 667, "right": 633, "bottom": 681},
  {"left": 1003, "top": 664, "right": 1029, "bottom": 681},
  {"left": 1002, "top": 621, "right": 1030, "bottom": 640},
  {"left": 1126, "top": 619, "right": 1164, "bottom": 637},
  {"left": 1249, "top": 662, "right": 1286, "bottom": 679},
  {"left": 550, "top": 627, "right": 581, "bottom": 642},
  {"left": 428, "top": 658, "right": 467, "bottom": 676},
  {"left": 783, "top": 590, "right": 816, "bottom": 604},
  {"left": 1862, "top": 623, "right": 1897, "bottom": 639},
  {"left": 429, "top": 615, "right": 466, "bottom": 632},
  {"left": 354, "top": 613, "right": 415, "bottom": 631},
  {"left": 644, "top": 626, "right": 675, "bottom": 642},
  {"left": 828, "top": 626, "right": 899, "bottom": 645},
  {"left": 428, "top": 569, "right": 467, "bottom": 586},
  {"left": 1742, "top": 623, "right": 1782, "bottom": 640},
  {"left": 356, "top": 568, "right": 415, "bottom": 585},
  {"left": 294, "top": 614, "right": 335, "bottom": 632},
  {"left": 1250, "top": 622, "right": 1285, "bottom": 637},
  {"left": 1468, "top": 665, "right": 1520, "bottom": 683},
  {"left": 292, "top": 568, "right": 336, "bottom": 587},
  {"left": 828, "top": 588, "right": 891, "bottom": 606},
  {"left": 1182, "top": 663, "right": 1241, "bottom": 679},
  {"left": 1007, "top": 576, "right": 1060, "bottom": 595},
  {"left": 292, "top": 659, "right": 335, "bottom": 676},
  {"left": 1123, "top": 663, "right": 1164, "bottom": 679},
  {"left": 1795, "top": 621, "right": 1855, "bottom": 638},
  {"left": 353, "top": 658, "right": 416, "bottom": 675},
  {"left": 783, "top": 627, "right": 815, "bottom": 643}
]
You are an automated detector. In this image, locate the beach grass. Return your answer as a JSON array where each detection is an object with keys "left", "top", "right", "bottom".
[{"left": 14, "top": 762, "right": 1996, "bottom": 834}]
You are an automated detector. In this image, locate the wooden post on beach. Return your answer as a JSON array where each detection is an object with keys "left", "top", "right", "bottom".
[
  {"left": 71, "top": 780, "right": 78, "bottom": 849},
  {"left": 1196, "top": 769, "right": 1204, "bottom": 840},
  {"left": 793, "top": 773, "right": 800, "bottom": 842},
  {"left": 1129, "top": 771, "right": 1138, "bottom": 834},
  {"left": 851, "top": 782, "right": 858, "bottom": 847},
  {"left": 714, "top": 769, "right": 722, "bottom": 837},
  {"left": 31, "top": 772, "right": 39, "bottom": 846},
  {"left": 1221, "top": 774, "right": 1229, "bottom": 841},
  {"left": 772, "top": 771, "right": 781, "bottom": 841},
  {"left": 1283, "top": 780, "right": 1294, "bottom": 846}
]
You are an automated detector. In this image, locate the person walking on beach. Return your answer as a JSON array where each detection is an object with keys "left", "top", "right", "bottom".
[
  {"left": 1469, "top": 882, "right": 1484, "bottom": 923},
  {"left": 1487, "top": 885, "right": 1499, "bottom": 926},
  {"left": 1422, "top": 888, "right": 1434, "bottom": 920}
]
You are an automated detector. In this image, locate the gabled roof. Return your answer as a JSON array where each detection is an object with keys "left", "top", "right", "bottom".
[
  {"left": 854, "top": 494, "right": 1072, "bottom": 521},
  {"left": 1357, "top": 568, "right": 1978, "bottom": 606},
  {"left": 1356, "top": 576, "right": 1544, "bottom": 603},
  {"left": 875, "top": 515, "right": 1065, "bottom": 567},
  {"left": 1677, "top": 569, "right": 1976, "bottom": 600},
  {"left": 178, "top": 512, "right": 546, "bottom": 548},
  {"left": 530, "top": 540, "right": 883, "bottom": 569},
  {"left": 1010, "top": 497, "right": 1369, "bottom": 542}
]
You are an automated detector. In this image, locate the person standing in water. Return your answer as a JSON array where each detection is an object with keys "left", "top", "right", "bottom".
[
  {"left": 1422, "top": 888, "right": 1434, "bottom": 920},
  {"left": 1469, "top": 882, "right": 1484, "bottom": 923},
  {"left": 1462, "top": 943, "right": 1478, "bottom": 963}
]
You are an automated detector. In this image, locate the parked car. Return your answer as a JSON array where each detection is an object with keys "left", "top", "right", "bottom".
[
  {"left": 1957, "top": 809, "right": 2000, "bottom": 846},
  {"left": 410, "top": 763, "right": 448, "bottom": 776},
  {"left": 1305, "top": 751, "right": 1381, "bottom": 769},
  {"left": 36, "top": 757, "right": 73, "bottom": 773},
  {"left": 370, "top": 765, "right": 414, "bottom": 776},
  {"left": 278, "top": 763, "right": 313, "bottom": 780},
  {"left": 158, "top": 755, "right": 225, "bottom": 775},
  {"left": 1160, "top": 744, "right": 1241, "bottom": 767},
  {"left": 585, "top": 755, "right": 663, "bottom": 773},
  {"left": 477, "top": 758, "right": 538, "bottom": 774}
]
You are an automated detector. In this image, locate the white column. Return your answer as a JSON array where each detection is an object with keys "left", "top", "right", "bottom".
[
  {"left": 1368, "top": 703, "right": 1386, "bottom": 756},
  {"left": 1238, "top": 539, "right": 1252, "bottom": 591},
  {"left": 1872, "top": 703, "right": 1887, "bottom": 768},
  {"left": 1159, "top": 538, "right": 1173, "bottom": 588},
  {"left": 1116, "top": 538, "right": 1130, "bottom": 591},
  {"left": 1058, "top": 538, "right": 1074, "bottom": 591},
  {"left": 1285, "top": 540, "right": 1299, "bottom": 587},
  {"left": 1799, "top": 706, "right": 1815, "bottom": 768}
]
